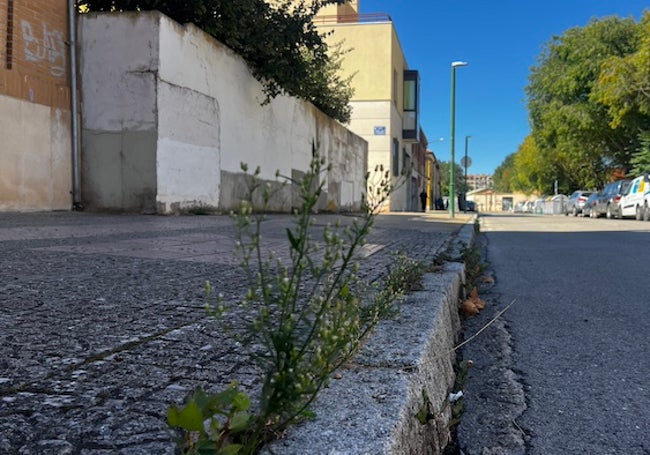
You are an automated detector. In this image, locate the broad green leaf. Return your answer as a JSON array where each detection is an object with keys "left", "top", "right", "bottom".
[
  {"left": 217, "top": 444, "right": 243, "bottom": 455},
  {"left": 229, "top": 411, "right": 250, "bottom": 432},
  {"left": 232, "top": 392, "right": 251, "bottom": 411},
  {"left": 167, "top": 406, "right": 181, "bottom": 427},
  {"left": 192, "top": 389, "right": 210, "bottom": 413},
  {"left": 168, "top": 401, "right": 204, "bottom": 432},
  {"left": 209, "top": 387, "right": 238, "bottom": 411}
]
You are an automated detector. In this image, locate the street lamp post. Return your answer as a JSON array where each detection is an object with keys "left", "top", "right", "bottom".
[
  {"left": 449, "top": 61, "right": 468, "bottom": 218},
  {"left": 464, "top": 135, "right": 472, "bottom": 212}
]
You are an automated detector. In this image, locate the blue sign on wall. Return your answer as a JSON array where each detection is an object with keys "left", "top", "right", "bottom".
[{"left": 374, "top": 126, "right": 386, "bottom": 135}]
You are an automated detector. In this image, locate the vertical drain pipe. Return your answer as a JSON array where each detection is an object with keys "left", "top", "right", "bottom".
[{"left": 68, "top": 0, "right": 82, "bottom": 209}]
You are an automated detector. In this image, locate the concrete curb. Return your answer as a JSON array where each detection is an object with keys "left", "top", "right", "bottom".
[{"left": 266, "top": 216, "right": 478, "bottom": 454}]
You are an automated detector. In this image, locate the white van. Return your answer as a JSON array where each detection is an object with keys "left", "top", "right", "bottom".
[{"left": 619, "top": 175, "right": 650, "bottom": 220}]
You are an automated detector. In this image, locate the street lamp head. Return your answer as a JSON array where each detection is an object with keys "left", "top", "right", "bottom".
[{"left": 451, "top": 61, "right": 469, "bottom": 68}]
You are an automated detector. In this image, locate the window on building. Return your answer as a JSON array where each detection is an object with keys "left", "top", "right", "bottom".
[
  {"left": 393, "top": 69, "right": 398, "bottom": 107},
  {"left": 4, "top": 0, "right": 14, "bottom": 69},
  {"left": 402, "top": 70, "right": 420, "bottom": 141},
  {"left": 392, "top": 138, "right": 399, "bottom": 177}
]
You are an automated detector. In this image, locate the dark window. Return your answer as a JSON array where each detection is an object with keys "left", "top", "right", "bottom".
[
  {"left": 392, "top": 138, "right": 399, "bottom": 177},
  {"left": 5, "top": 0, "right": 14, "bottom": 69},
  {"left": 402, "top": 70, "right": 420, "bottom": 141}
]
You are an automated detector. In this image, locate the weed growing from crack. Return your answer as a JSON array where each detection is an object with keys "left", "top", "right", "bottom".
[
  {"left": 168, "top": 143, "right": 415, "bottom": 454},
  {"left": 461, "top": 242, "right": 486, "bottom": 297}
]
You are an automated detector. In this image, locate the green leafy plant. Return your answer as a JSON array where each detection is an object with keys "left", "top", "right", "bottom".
[
  {"left": 383, "top": 253, "right": 426, "bottom": 293},
  {"left": 169, "top": 144, "right": 411, "bottom": 453},
  {"left": 228, "top": 145, "right": 394, "bottom": 435},
  {"left": 461, "top": 243, "right": 485, "bottom": 296},
  {"left": 168, "top": 383, "right": 252, "bottom": 455}
]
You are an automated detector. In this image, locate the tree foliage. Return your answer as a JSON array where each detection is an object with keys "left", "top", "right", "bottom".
[
  {"left": 594, "top": 12, "right": 650, "bottom": 130},
  {"left": 629, "top": 132, "right": 650, "bottom": 176},
  {"left": 437, "top": 160, "right": 466, "bottom": 196},
  {"left": 79, "top": 0, "right": 353, "bottom": 123},
  {"left": 526, "top": 15, "right": 640, "bottom": 191},
  {"left": 512, "top": 135, "right": 558, "bottom": 194},
  {"left": 496, "top": 13, "right": 650, "bottom": 195},
  {"left": 492, "top": 153, "right": 516, "bottom": 193}
]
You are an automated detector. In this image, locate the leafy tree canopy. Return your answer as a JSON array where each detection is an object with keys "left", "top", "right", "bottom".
[
  {"left": 629, "top": 132, "right": 650, "bottom": 176},
  {"left": 526, "top": 15, "right": 642, "bottom": 190},
  {"left": 497, "top": 13, "right": 650, "bottom": 194},
  {"left": 437, "top": 160, "right": 466, "bottom": 196},
  {"left": 492, "top": 152, "right": 516, "bottom": 193},
  {"left": 595, "top": 12, "right": 650, "bottom": 130},
  {"left": 79, "top": 0, "right": 353, "bottom": 123}
]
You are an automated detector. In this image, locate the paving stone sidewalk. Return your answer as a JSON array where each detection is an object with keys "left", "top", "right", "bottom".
[{"left": 0, "top": 211, "right": 471, "bottom": 454}]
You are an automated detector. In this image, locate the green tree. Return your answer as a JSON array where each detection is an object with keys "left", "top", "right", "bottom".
[
  {"left": 79, "top": 0, "right": 353, "bottom": 123},
  {"left": 492, "top": 153, "right": 516, "bottom": 193},
  {"left": 629, "top": 132, "right": 650, "bottom": 176},
  {"left": 526, "top": 15, "right": 641, "bottom": 189},
  {"left": 595, "top": 11, "right": 650, "bottom": 131},
  {"left": 438, "top": 160, "right": 465, "bottom": 196},
  {"left": 493, "top": 135, "right": 574, "bottom": 196}
]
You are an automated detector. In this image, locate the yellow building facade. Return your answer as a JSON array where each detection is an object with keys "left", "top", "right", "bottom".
[{"left": 314, "top": 3, "right": 426, "bottom": 211}]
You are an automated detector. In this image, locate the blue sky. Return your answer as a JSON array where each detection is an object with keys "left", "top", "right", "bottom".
[{"left": 360, "top": 0, "right": 649, "bottom": 175}]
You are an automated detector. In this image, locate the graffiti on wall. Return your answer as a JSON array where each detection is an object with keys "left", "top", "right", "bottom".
[{"left": 21, "top": 20, "right": 66, "bottom": 77}]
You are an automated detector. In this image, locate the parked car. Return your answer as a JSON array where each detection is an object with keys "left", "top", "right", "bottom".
[
  {"left": 583, "top": 192, "right": 601, "bottom": 218},
  {"left": 466, "top": 200, "right": 477, "bottom": 212},
  {"left": 565, "top": 190, "right": 594, "bottom": 216},
  {"left": 620, "top": 175, "right": 650, "bottom": 220},
  {"left": 593, "top": 179, "right": 631, "bottom": 219}
]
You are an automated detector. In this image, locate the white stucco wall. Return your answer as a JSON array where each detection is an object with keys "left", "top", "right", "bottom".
[
  {"left": 347, "top": 99, "right": 414, "bottom": 211},
  {"left": 0, "top": 94, "right": 72, "bottom": 211},
  {"left": 79, "top": 13, "right": 159, "bottom": 212},
  {"left": 80, "top": 12, "right": 367, "bottom": 213}
]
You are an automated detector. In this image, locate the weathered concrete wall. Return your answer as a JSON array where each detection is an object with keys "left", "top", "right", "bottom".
[
  {"left": 0, "top": 95, "right": 71, "bottom": 211},
  {"left": 79, "top": 12, "right": 367, "bottom": 214},
  {"left": 78, "top": 14, "right": 159, "bottom": 213}
]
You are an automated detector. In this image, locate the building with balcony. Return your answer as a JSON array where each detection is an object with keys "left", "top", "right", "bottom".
[{"left": 314, "top": 2, "right": 426, "bottom": 211}]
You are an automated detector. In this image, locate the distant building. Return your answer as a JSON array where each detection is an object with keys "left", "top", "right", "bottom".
[
  {"left": 466, "top": 174, "right": 493, "bottom": 192},
  {"left": 425, "top": 149, "right": 442, "bottom": 210},
  {"left": 313, "top": 3, "right": 428, "bottom": 211},
  {"left": 467, "top": 188, "right": 541, "bottom": 213}
]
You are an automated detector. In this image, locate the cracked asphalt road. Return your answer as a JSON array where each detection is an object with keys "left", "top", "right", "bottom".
[
  {"left": 0, "top": 211, "right": 469, "bottom": 454},
  {"left": 458, "top": 213, "right": 650, "bottom": 455}
]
